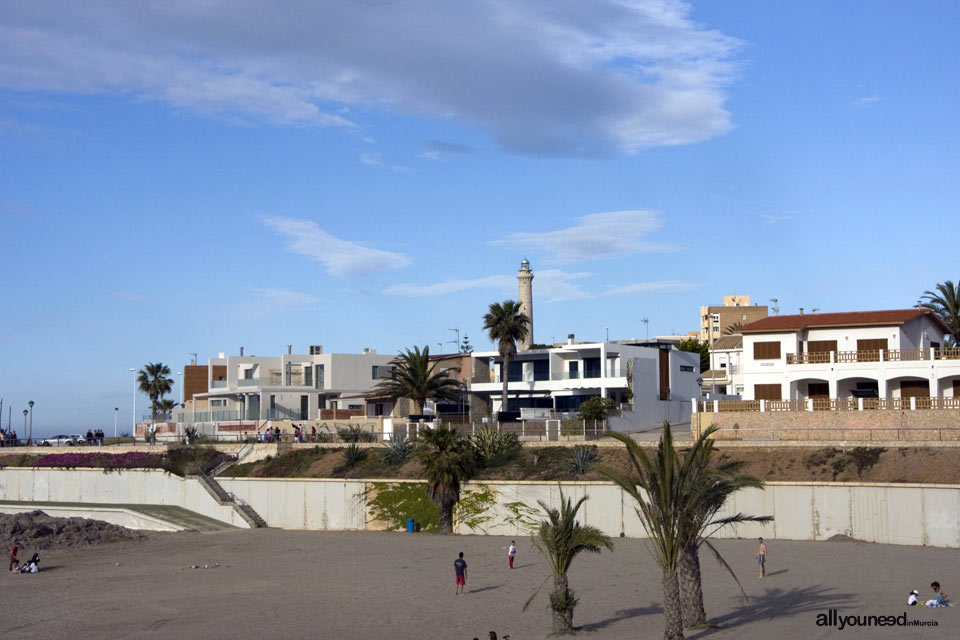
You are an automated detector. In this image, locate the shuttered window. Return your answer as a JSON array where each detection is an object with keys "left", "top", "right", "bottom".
[
  {"left": 754, "top": 384, "right": 782, "bottom": 400},
  {"left": 753, "top": 341, "right": 781, "bottom": 360}
]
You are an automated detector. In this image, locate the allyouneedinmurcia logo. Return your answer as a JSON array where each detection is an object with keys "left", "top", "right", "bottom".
[{"left": 816, "top": 609, "right": 939, "bottom": 630}]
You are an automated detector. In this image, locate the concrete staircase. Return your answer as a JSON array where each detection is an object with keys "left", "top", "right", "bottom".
[{"left": 195, "top": 472, "right": 267, "bottom": 528}]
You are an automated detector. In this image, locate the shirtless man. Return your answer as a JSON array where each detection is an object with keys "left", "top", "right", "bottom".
[{"left": 757, "top": 537, "right": 767, "bottom": 578}]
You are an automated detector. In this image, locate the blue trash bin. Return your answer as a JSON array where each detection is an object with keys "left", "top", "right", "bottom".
[{"left": 407, "top": 518, "right": 415, "bottom": 532}]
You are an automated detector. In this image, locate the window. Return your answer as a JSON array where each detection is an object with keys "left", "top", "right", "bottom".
[
  {"left": 680, "top": 365, "right": 694, "bottom": 372},
  {"left": 533, "top": 359, "right": 549, "bottom": 381},
  {"left": 372, "top": 366, "right": 379, "bottom": 379},
  {"left": 507, "top": 361, "right": 523, "bottom": 382},
  {"left": 211, "top": 399, "right": 226, "bottom": 407},
  {"left": 753, "top": 341, "right": 781, "bottom": 360},
  {"left": 315, "top": 364, "right": 325, "bottom": 390},
  {"left": 583, "top": 357, "right": 601, "bottom": 378},
  {"left": 754, "top": 384, "right": 782, "bottom": 400},
  {"left": 569, "top": 361, "right": 579, "bottom": 379}
]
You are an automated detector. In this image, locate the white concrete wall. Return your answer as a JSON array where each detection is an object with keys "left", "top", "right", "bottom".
[
  {"left": 0, "top": 468, "right": 250, "bottom": 528},
  {"left": 217, "top": 477, "right": 367, "bottom": 530},
  {"left": 0, "top": 505, "right": 184, "bottom": 531}
]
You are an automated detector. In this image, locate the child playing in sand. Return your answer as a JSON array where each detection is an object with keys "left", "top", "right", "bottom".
[
  {"left": 926, "top": 582, "right": 950, "bottom": 607},
  {"left": 908, "top": 589, "right": 919, "bottom": 605},
  {"left": 508, "top": 541, "right": 516, "bottom": 569}
]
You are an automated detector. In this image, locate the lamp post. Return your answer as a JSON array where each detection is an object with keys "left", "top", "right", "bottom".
[
  {"left": 28, "top": 400, "right": 34, "bottom": 445},
  {"left": 23, "top": 410, "right": 28, "bottom": 444},
  {"left": 114, "top": 407, "right": 119, "bottom": 440},
  {"left": 130, "top": 368, "right": 137, "bottom": 440}
]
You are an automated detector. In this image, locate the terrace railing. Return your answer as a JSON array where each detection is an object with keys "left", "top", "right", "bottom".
[
  {"left": 697, "top": 396, "right": 960, "bottom": 413},
  {"left": 787, "top": 347, "right": 958, "bottom": 365}
]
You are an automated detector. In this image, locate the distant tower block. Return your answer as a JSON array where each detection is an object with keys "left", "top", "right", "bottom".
[{"left": 517, "top": 258, "right": 534, "bottom": 349}]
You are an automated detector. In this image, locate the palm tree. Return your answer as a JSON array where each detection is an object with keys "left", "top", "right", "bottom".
[
  {"left": 154, "top": 399, "right": 177, "bottom": 421},
  {"left": 482, "top": 300, "right": 529, "bottom": 416},
  {"left": 921, "top": 280, "right": 960, "bottom": 347},
  {"left": 415, "top": 425, "right": 476, "bottom": 534},
  {"left": 526, "top": 490, "right": 613, "bottom": 632},
  {"left": 674, "top": 429, "right": 772, "bottom": 628},
  {"left": 371, "top": 345, "right": 461, "bottom": 415},
  {"left": 722, "top": 321, "right": 744, "bottom": 335},
  {"left": 137, "top": 362, "right": 173, "bottom": 423},
  {"left": 600, "top": 425, "right": 772, "bottom": 637}
]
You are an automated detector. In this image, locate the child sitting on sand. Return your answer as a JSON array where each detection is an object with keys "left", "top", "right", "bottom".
[
  {"left": 926, "top": 582, "right": 950, "bottom": 607},
  {"left": 908, "top": 589, "right": 919, "bottom": 605}
]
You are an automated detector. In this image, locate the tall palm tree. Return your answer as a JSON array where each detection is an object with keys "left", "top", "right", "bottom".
[
  {"left": 674, "top": 429, "right": 772, "bottom": 628},
  {"left": 526, "top": 490, "right": 613, "bottom": 632},
  {"left": 415, "top": 425, "right": 476, "bottom": 534},
  {"left": 482, "top": 300, "right": 529, "bottom": 416},
  {"left": 154, "top": 398, "right": 177, "bottom": 421},
  {"left": 137, "top": 362, "right": 173, "bottom": 423},
  {"left": 371, "top": 345, "right": 461, "bottom": 415},
  {"left": 921, "top": 280, "right": 960, "bottom": 347},
  {"left": 600, "top": 425, "right": 772, "bottom": 637}
]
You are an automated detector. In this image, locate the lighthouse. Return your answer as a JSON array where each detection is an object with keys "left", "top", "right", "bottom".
[{"left": 517, "top": 258, "right": 534, "bottom": 350}]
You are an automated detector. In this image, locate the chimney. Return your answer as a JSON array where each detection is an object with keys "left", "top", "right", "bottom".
[
  {"left": 218, "top": 350, "right": 225, "bottom": 359},
  {"left": 239, "top": 346, "right": 244, "bottom": 356},
  {"left": 799, "top": 308, "right": 804, "bottom": 316},
  {"left": 567, "top": 333, "right": 575, "bottom": 345}
]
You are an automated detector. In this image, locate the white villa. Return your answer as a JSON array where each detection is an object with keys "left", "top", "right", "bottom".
[
  {"left": 736, "top": 309, "right": 959, "bottom": 403},
  {"left": 703, "top": 334, "right": 744, "bottom": 396},
  {"left": 469, "top": 336, "right": 701, "bottom": 429}
]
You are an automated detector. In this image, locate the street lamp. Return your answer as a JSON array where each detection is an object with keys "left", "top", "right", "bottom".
[
  {"left": 28, "top": 400, "right": 34, "bottom": 445},
  {"left": 23, "top": 409, "right": 28, "bottom": 443},
  {"left": 130, "top": 368, "right": 137, "bottom": 439},
  {"left": 114, "top": 407, "right": 119, "bottom": 440}
]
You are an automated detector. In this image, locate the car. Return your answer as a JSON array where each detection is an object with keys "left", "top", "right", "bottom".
[{"left": 37, "top": 434, "right": 86, "bottom": 447}]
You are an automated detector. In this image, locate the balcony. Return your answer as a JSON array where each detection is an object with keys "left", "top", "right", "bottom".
[
  {"left": 211, "top": 380, "right": 227, "bottom": 389},
  {"left": 786, "top": 348, "right": 960, "bottom": 365},
  {"left": 238, "top": 378, "right": 260, "bottom": 387}
]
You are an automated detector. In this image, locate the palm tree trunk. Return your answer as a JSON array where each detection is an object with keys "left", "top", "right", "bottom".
[
  {"left": 438, "top": 497, "right": 455, "bottom": 534},
  {"left": 552, "top": 574, "right": 574, "bottom": 631},
  {"left": 501, "top": 353, "right": 510, "bottom": 417},
  {"left": 679, "top": 543, "right": 707, "bottom": 628},
  {"left": 662, "top": 567, "right": 685, "bottom": 640}
]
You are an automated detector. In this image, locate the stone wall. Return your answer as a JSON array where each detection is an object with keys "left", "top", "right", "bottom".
[{"left": 691, "top": 408, "right": 960, "bottom": 441}]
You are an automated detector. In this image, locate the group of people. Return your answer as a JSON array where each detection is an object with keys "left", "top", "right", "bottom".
[
  {"left": 244, "top": 425, "right": 322, "bottom": 444},
  {"left": 0, "top": 430, "right": 21, "bottom": 447},
  {"left": 85, "top": 429, "right": 106, "bottom": 445},
  {"left": 8, "top": 543, "right": 40, "bottom": 574},
  {"left": 908, "top": 582, "right": 951, "bottom": 607}
]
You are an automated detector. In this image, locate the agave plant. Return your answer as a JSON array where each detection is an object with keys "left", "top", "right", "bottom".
[
  {"left": 342, "top": 442, "right": 367, "bottom": 466},
  {"left": 471, "top": 425, "right": 521, "bottom": 465},
  {"left": 568, "top": 445, "right": 597, "bottom": 475},
  {"left": 383, "top": 435, "right": 414, "bottom": 464}
]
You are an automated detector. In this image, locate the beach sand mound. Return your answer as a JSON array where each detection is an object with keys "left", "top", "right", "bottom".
[{"left": 0, "top": 510, "right": 144, "bottom": 549}]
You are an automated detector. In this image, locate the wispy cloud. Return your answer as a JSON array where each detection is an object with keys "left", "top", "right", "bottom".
[
  {"left": 417, "top": 140, "right": 476, "bottom": 161},
  {"left": 494, "top": 210, "right": 674, "bottom": 263},
  {"left": 360, "top": 152, "right": 412, "bottom": 172},
  {"left": 600, "top": 280, "right": 697, "bottom": 296},
  {"left": 762, "top": 213, "right": 793, "bottom": 225},
  {"left": 384, "top": 275, "right": 514, "bottom": 297},
  {"left": 0, "top": 1, "right": 741, "bottom": 156},
  {"left": 250, "top": 287, "right": 319, "bottom": 310},
  {"left": 263, "top": 216, "right": 410, "bottom": 278},
  {"left": 855, "top": 95, "right": 881, "bottom": 106}
]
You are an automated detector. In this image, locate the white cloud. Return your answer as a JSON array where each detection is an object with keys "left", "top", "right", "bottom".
[
  {"left": 263, "top": 216, "right": 410, "bottom": 278},
  {"left": 0, "top": 1, "right": 741, "bottom": 156},
  {"left": 495, "top": 210, "right": 674, "bottom": 263},
  {"left": 360, "top": 152, "right": 411, "bottom": 172},
  {"left": 855, "top": 95, "right": 881, "bottom": 106},
  {"left": 762, "top": 213, "right": 793, "bottom": 225},
  {"left": 600, "top": 280, "right": 697, "bottom": 296},
  {"left": 384, "top": 275, "right": 514, "bottom": 297},
  {"left": 250, "top": 287, "right": 318, "bottom": 309},
  {"left": 383, "top": 269, "right": 591, "bottom": 302}
]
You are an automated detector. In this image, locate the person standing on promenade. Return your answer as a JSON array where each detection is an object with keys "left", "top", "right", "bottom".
[
  {"left": 757, "top": 537, "right": 767, "bottom": 578},
  {"left": 454, "top": 552, "right": 468, "bottom": 595},
  {"left": 507, "top": 541, "right": 516, "bottom": 569},
  {"left": 9, "top": 542, "right": 19, "bottom": 573}
]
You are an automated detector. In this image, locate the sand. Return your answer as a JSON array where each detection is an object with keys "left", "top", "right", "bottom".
[{"left": 0, "top": 529, "right": 956, "bottom": 639}]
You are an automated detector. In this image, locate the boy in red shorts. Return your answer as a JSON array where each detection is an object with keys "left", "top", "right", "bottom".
[{"left": 454, "top": 552, "right": 468, "bottom": 595}]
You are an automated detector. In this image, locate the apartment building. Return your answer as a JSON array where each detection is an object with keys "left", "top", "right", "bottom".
[
  {"left": 469, "top": 336, "right": 700, "bottom": 429},
  {"left": 700, "top": 295, "right": 768, "bottom": 344},
  {"left": 176, "top": 346, "right": 396, "bottom": 422},
  {"left": 737, "top": 309, "right": 959, "bottom": 401},
  {"left": 703, "top": 334, "right": 744, "bottom": 396}
]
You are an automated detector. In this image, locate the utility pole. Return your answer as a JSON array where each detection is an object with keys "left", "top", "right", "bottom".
[{"left": 449, "top": 328, "right": 460, "bottom": 352}]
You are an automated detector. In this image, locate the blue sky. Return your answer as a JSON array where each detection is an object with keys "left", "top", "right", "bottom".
[{"left": 1, "top": 1, "right": 957, "bottom": 433}]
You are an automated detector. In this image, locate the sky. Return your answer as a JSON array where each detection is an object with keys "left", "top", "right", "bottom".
[{"left": 1, "top": 1, "right": 957, "bottom": 433}]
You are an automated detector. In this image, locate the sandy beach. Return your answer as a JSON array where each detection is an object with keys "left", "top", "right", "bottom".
[{"left": 1, "top": 529, "right": 956, "bottom": 639}]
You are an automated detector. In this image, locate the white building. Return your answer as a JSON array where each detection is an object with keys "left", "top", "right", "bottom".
[
  {"left": 737, "top": 309, "right": 959, "bottom": 401},
  {"left": 469, "top": 336, "right": 700, "bottom": 429},
  {"left": 178, "top": 346, "right": 396, "bottom": 422},
  {"left": 703, "top": 334, "right": 744, "bottom": 396}
]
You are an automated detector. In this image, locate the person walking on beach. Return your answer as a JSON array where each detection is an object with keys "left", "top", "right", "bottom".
[
  {"left": 454, "top": 552, "right": 468, "bottom": 595},
  {"left": 508, "top": 541, "right": 516, "bottom": 569},
  {"left": 757, "top": 537, "right": 767, "bottom": 578},
  {"left": 9, "top": 542, "right": 19, "bottom": 573}
]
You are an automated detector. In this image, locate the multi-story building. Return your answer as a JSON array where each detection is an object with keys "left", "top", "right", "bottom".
[
  {"left": 469, "top": 335, "right": 700, "bottom": 429},
  {"left": 700, "top": 295, "right": 768, "bottom": 344},
  {"left": 175, "top": 346, "right": 396, "bottom": 422},
  {"left": 737, "top": 309, "right": 959, "bottom": 402},
  {"left": 703, "top": 334, "right": 744, "bottom": 396}
]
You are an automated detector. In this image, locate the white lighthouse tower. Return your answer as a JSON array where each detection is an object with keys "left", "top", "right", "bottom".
[{"left": 517, "top": 258, "right": 534, "bottom": 350}]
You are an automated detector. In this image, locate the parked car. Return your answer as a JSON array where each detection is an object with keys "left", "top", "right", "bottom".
[{"left": 37, "top": 434, "right": 85, "bottom": 446}]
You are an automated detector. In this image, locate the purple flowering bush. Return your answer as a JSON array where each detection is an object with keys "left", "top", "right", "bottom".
[{"left": 0, "top": 448, "right": 230, "bottom": 477}]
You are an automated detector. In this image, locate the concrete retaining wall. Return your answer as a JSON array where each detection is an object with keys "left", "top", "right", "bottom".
[
  {"left": 0, "top": 504, "right": 184, "bottom": 531},
  {"left": 0, "top": 468, "right": 250, "bottom": 528},
  {"left": 2, "top": 468, "right": 958, "bottom": 546}
]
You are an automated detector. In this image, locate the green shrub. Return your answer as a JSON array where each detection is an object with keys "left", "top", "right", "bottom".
[
  {"left": 337, "top": 425, "right": 375, "bottom": 443},
  {"left": 383, "top": 435, "right": 413, "bottom": 465},
  {"left": 577, "top": 396, "right": 615, "bottom": 421},
  {"left": 342, "top": 442, "right": 367, "bottom": 466},
  {"left": 471, "top": 425, "right": 521, "bottom": 466},
  {"left": 568, "top": 445, "right": 597, "bottom": 475},
  {"left": 364, "top": 482, "right": 439, "bottom": 531}
]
